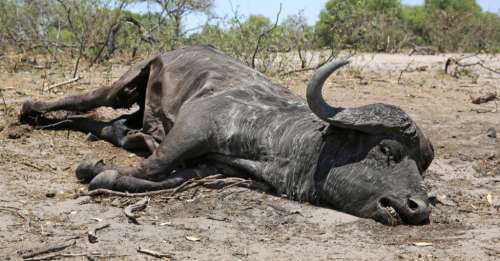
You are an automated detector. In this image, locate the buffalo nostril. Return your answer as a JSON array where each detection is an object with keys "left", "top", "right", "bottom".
[
  {"left": 407, "top": 198, "right": 428, "bottom": 212},
  {"left": 379, "top": 197, "right": 391, "bottom": 207},
  {"left": 405, "top": 198, "right": 431, "bottom": 225}
]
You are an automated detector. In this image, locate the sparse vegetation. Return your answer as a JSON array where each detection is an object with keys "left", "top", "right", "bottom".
[{"left": 0, "top": 0, "right": 499, "bottom": 75}]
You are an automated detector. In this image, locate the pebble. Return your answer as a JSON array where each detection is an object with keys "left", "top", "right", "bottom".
[{"left": 486, "top": 128, "right": 496, "bottom": 139}]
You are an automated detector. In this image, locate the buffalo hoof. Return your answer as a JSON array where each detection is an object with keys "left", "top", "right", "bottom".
[
  {"left": 19, "top": 101, "right": 42, "bottom": 125},
  {"left": 88, "top": 170, "right": 119, "bottom": 191},
  {"left": 76, "top": 159, "right": 106, "bottom": 183}
]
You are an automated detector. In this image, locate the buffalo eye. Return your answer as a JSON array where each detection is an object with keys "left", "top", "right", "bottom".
[
  {"left": 379, "top": 141, "right": 403, "bottom": 165},
  {"left": 380, "top": 145, "right": 391, "bottom": 156},
  {"left": 380, "top": 145, "right": 393, "bottom": 165}
]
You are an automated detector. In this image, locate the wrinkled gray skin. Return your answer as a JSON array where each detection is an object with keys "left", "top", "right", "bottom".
[{"left": 20, "top": 45, "right": 434, "bottom": 225}]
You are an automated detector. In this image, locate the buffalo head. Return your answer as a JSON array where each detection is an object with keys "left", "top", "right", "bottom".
[{"left": 308, "top": 60, "right": 434, "bottom": 225}]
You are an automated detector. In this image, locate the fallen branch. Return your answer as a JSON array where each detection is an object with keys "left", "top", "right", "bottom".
[
  {"left": 35, "top": 120, "right": 73, "bottom": 130},
  {"left": 445, "top": 54, "right": 500, "bottom": 77},
  {"left": 280, "top": 52, "right": 353, "bottom": 77},
  {"left": 24, "top": 253, "right": 88, "bottom": 261},
  {"left": 0, "top": 207, "right": 26, "bottom": 221},
  {"left": 18, "top": 240, "right": 76, "bottom": 259},
  {"left": 137, "top": 246, "right": 173, "bottom": 259},
  {"left": 82, "top": 174, "right": 271, "bottom": 199},
  {"left": 471, "top": 101, "right": 498, "bottom": 114},
  {"left": 82, "top": 174, "right": 221, "bottom": 197},
  {"left": 398, "top": 60, "right": 415, "bottom": 84},
  {"left": 24, "top": 253, "right": 122, "bottom": 261},
  {"left": 124, "top": 196, "right": 149, "bottom": 224},
  {"left": 408, "top": 45, "right": 437, "bottom": 56},
  {"left": 0, "top": 88, "right": 7, "bottom": 115},
  {"left": 280, "top": 66, "right": 318, "bottom": 77},
  {"left": 87, "top": 222, "right": 110, "bottom": 243},
  {"left": 47, "top": 76, "right": 81, "bottom": 91},
  {"left": 20, "top": 161, "right": 42, "bottom": 171},
  {"left": 84, "top": 188, "right": 173, "bottom": 197},
  {"left": 470, "top": 92, "right": 497, "bottom": 105}
]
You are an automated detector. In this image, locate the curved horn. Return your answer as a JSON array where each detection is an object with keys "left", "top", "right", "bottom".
[
  {"left": 306, "top": 60, "right": 350, "bottom": 123},
  {"left": 307, "top": 60, "right": 416, "bottom": 136}
]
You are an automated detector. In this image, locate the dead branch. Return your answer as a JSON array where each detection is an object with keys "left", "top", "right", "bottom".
[
  {"left": 85, "top": 188, "right": 173, "bottom": 197},
  {"left": 82, "top": 174, "right": 271, "bottom": 200},
  {"left": 279, "top": 51, "right": 350, "bottom": 77},
  {"left": 46, "top": 76, "right": 81, "bottom": 91},
  {"left": 250, "top": 3, "right": 282, "bottom": 69},
  {"left": 24, "top": 253, "right": 121, "bottom": 261},
  {"left": 20, "top": 161, "right": 42, "bottom": 171},
  {"left": 470, "top": 92, "right": 497, "bottom": 105},
  {"left": 280, "top": 66, "right": 318, "bottom": 77},
  {"left": 0, "top": 207, "right": 26, "bottom": 221},
  {"left": 72, "top": 50, "right": 82, "bottom": 78},
  {"left": 408, "top": 45, "right": 437, "bottom": 56},
  {"left": 87, "top": 222, "right": 110, "bottom": 243},
  {"left": 445, "top": 53, "right": 500, "bottom": 77},
  {"left": 0, "top": 88, "right": 7, "bottom": 115},
  {"left": 89, "top": 1, "right": 128, "bottom": 66},
  {"left": 398, "top": 60, "right": 415, "bottom": 84},
  {"left": 35, "top": 120, "right": 73, "bottom": 130},
  {"left": 137, "top": 246, "right": 173, "bottom": 259},
  {"left": 123, "top": 196, "right": 150, "bottom": 224},
  {"left": 17, "top": 240, "right": 76, "bottom": 259},
  {"left": 90, "top": 14, "right": 151, "bottom": 67},
  {"left": 82, "top": 174, "right": 223, "bottom": 197},
  {"left": 24, "top": 253, "right": 85, "bottom": 261},
  {"left": 471, "top": 101, "right": 498, "bottom": 114}
]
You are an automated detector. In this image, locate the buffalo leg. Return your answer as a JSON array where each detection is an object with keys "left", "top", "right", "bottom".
[
  {"left": 34, "top": 114, "right": 158, "bottom": 155},
  {"left": 20, "top": 57, "right": 152, "bottom": 125},
  {"left": 80, "top": 105, "right": 214, "bottom": 184},
  {"left": 87, "top": 165, "right": 217, "bottom": 193},
  {"left": 126, "top": 107, "right": 215, "bottom": 181}
]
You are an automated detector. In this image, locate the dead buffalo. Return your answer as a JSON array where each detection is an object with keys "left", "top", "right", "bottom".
[{"left": 20, "top": 45, "right": 434, "bottom": 225}]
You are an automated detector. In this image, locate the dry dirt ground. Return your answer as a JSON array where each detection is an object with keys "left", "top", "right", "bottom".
[{"left": 0, "top": 52, "right": 498, "bottom": 260}]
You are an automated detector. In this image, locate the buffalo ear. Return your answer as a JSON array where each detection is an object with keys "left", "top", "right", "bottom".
[
  {"left": 416, "top": 129, "right": 434, "bottom": 173},
  {"left": 327, "top": 103, "right": 416, "bottom": 137}
]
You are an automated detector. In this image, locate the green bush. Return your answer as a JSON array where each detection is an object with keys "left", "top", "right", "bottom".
[
  {"left": 314, "top": 0, "right": 500, "bottom": 53},
  {"left": 314, "top": 0, "right": 407, "bottom": 52}
]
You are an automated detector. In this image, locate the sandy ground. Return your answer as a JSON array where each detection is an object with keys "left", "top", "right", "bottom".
[{"left": 0, "top": 52, "right": 499, "bottom": 260}]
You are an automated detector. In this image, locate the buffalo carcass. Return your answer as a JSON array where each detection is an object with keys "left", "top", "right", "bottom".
[{"left": 20, "top": 45, "right": 434, "bottom": 225}]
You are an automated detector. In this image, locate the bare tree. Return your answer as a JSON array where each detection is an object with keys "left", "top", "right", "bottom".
[
  {"left": 141, "top": 0, "right": 213, "bottom": 47},
  {"left": 282, "top": 12, "right": 311, "bottom": 69}
]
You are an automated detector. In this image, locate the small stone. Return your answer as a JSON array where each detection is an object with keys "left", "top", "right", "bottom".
[
  {"left": 486, "top": 128, "right": 496, "bottom": 138},
  {"left": 5, "top": 124, "right": 31, "bottom": 139},
  {"left": 416, "top": 66, "right": 428, "bottom": 71}
]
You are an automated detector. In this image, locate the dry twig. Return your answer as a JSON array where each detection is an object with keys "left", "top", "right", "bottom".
[
  {"left": 46, "top": 76, "right": 81, "bottom": 91},
  {"left": 24, "top": 253, "right": 122, "bottom": 261},
  {"left": 0, "top": 207, "right": 26, "bottom": 221},
  {"left": 87, "top": 222, "right": 110, "bottom": 243},
  {"left": 445, "top": 54, "right": 500, "bottom": 77},
  {"left": 0, "top": 88, "right": 7, "bottom": 114},
  {"left": 470, "top": 92, "right": 497, "bottom": 105},
  {"left": 18, "top": 240, "right": 76, "bottom": 259},
  {"left": 137, "top": 246, "right": 173, "bottom": 259},
  {"left": 124, "top": 196, "right": 150, "bottom": 224},
  {"left": 82, "top": 174, "right": 272, "bottom": 204},
  {"left": 250, "top": 3, "right": 282, "bottom": 69},
  {"left": 398, "top": 60, "right": 415, "bottom": 84},
  {"left": 471, "top": 101, "right": 498, "bottom": 114}
]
